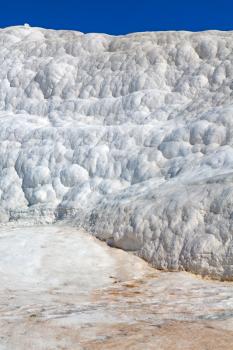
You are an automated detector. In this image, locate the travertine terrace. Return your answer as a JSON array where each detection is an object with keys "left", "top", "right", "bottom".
[{"left": 1, "top": 27, "right": 233, "bottom": 278}]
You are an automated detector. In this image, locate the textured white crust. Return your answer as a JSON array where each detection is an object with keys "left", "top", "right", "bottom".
[{"left": 1, "top": 26, "right": 233, "bottom": 278}]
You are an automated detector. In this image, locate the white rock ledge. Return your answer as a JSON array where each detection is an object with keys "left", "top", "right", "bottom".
[{"left": 1, "top": 26, "right": 233, "bottom": 279}]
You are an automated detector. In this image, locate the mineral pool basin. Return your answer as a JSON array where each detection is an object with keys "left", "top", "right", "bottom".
[{"left": 0, "top": 225, "right": 233, "bottom": 350}]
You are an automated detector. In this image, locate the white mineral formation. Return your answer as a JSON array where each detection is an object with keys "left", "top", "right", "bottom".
[{"left": 1, "top": 26, "right": 233, "bottom": 279}]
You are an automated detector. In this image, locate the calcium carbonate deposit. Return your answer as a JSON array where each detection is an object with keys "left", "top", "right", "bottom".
[{"left": 1, "top": 26, "right": 233, "bottom": 279}]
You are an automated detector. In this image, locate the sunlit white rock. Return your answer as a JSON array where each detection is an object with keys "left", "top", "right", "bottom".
[{"left": 1, "top": 26, "right": 233, "bottom": 278}]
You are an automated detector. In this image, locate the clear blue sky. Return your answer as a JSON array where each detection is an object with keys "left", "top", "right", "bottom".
[{"left": 1, "top": 0, "right": 233, "bottom": 34}]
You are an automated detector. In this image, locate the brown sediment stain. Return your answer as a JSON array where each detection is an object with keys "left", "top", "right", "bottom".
[
  {"left": 91, "top": 277, "right": 149, "bottom": 303},
  {"left": 107, "top": 289, "right": 142, "bottom": 298},
  {"left": 3, "top": 317, "right": 233, "bottom": 350},
  {"left": 80, "top": 321, "right": 233, "bottom": 350},
  {"left": 91, "top": 288, "right": 142, "bottom": 302},
  {"left": 122, "top": 280, "right": 143, "bottom": 288}
]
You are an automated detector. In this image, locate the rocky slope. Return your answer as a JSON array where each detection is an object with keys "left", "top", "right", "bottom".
[{"left": 1, "top": 26, "right": 233, "bottom": 278}]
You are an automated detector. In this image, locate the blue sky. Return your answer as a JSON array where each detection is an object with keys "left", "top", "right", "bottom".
[{"left": 1, "top": 0, "right": 233, "bottom": 34}]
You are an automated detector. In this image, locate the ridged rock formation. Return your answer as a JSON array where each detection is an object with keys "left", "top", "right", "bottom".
[{"left": 1, "top": 26, "right": 233, "bottom": 279}]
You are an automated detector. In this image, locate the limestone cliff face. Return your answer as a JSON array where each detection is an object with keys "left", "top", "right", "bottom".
[{"left": 1, "top": 26, "right": 233, "bottom": 278}]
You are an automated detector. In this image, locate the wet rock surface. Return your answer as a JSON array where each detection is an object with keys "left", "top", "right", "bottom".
[{"left": 0, "top": 225, "right": 233, "bottom": 349}]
